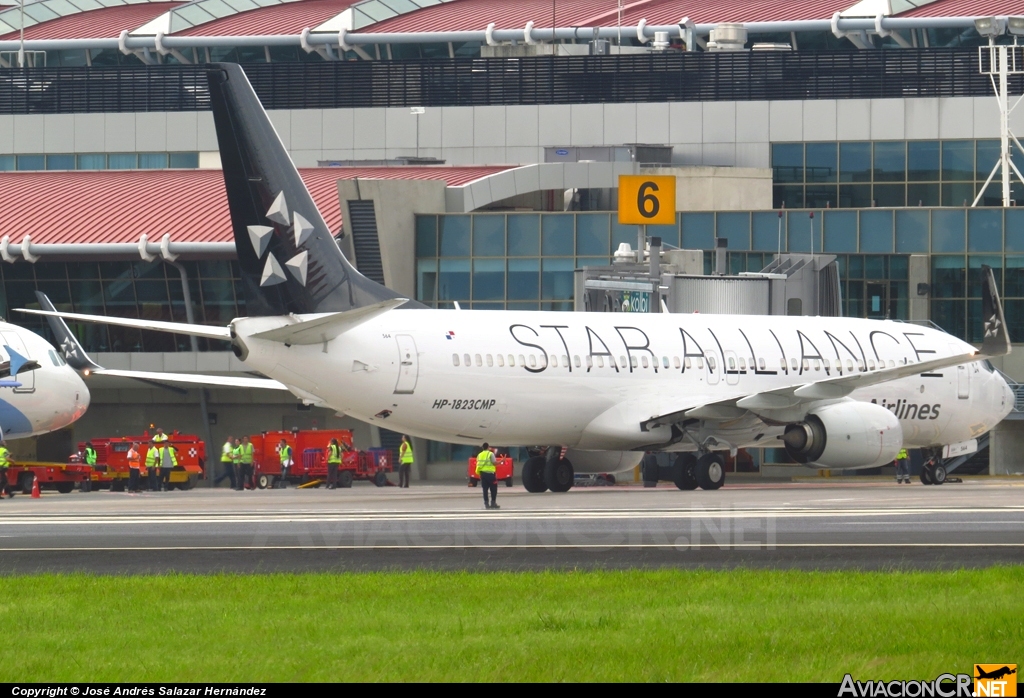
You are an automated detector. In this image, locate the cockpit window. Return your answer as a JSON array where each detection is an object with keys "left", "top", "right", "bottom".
[
  {"left": 47, "top": 350, "right": 60, "bottom": 367},
  {"left": 982, "top": 360, "right": 996, "bottom": 373}
]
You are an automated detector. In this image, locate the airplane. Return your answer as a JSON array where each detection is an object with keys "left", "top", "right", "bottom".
[
  {"left": 0, "top": 316, "right": 89, "bottom": 440},
  {"left": 976, "top": 666, "right": 1016, "bottom": 681},
  {"left": 19, "top": 62, "right": 1015, "bottom": 493}
]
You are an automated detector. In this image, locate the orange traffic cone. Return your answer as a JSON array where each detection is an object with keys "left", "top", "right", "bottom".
[{"left": 31, "top": 475, "right": 40, "bottom": 498}]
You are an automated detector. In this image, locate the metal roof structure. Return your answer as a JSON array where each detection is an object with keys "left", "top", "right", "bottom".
[
  {"left": 0, "top": 1, "right": 180, "bottom": 41},
  {"left": 0, "top": 0, "right": 165, "bottom": 38},
  {"left": 898, "top": 0, "right": 1024, "bottom": 17},
  {"left": 171, "top": 0, "right": 352, "bottom": 35},
  {"left": 367, "top": 0, "right": 857, "bottom": 34},
  {"left": 0, "top": 166, "right": 512, "bottom": 259}
]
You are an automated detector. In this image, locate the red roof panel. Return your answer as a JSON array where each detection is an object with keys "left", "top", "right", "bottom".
[
  {"left": 365, "top": 0, "right": 853, "bottom": 34},
  {"left": 898, "top": 0, "right": 1024, "bottom": 16},
  {"left": 0, "top": 167, "right": 512, "bottom": 245},
  {"left": 0, "top": 3, "right": 182, "bottom": 41},
  {"left": 174, "top": 0, "right": 356, "bottom": 37}
]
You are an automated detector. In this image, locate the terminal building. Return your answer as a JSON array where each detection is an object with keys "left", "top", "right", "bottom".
[{"left": 0, "top": 0, "right": 1023, "bottom": 476}]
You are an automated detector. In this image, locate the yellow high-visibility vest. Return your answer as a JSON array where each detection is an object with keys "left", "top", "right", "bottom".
[
  {"left": 475, "top": 450, "right": 496, "bottom": 474},
  {"left": 399, "top": 441, "right": 414, "bottom": 464}
]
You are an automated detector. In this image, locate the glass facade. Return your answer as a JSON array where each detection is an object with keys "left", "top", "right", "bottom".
[
  {"left": 772, "top": 140, "right": 1024, "bottom": 208},
  {"left": 0, "top": 152, "right": 200, "bottom": 171},
  {"left": 4, "top": 260, "right": 244, "bottom": 353},
  {"left": 419, "top": 209, "right": 1024, "bottom": 342}
]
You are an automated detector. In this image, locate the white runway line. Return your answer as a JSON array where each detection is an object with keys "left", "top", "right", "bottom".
[{"left": 1, "top": 543, "right": 1023, "bottom": 552}]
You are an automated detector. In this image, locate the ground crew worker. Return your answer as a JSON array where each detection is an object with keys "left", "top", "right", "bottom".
[
  {"left": 215, "top": 435, "right": 236, "bottom": 489},
  {"left": 895, "top": 448, "right": 910, "bottom": 484},
  {"left": 398, "top": 435, "right": 413, "bottom": 488},
  {"left": 278, "top": 439, "right": 293, "bottom": 488},
  {"left": 236, "top": 436, "right": 255, "bottom": 490},
  {"left": 326, "top": 438, "right": 342, "bottom": 489},
  {"left": 146, "top": 439, "right": 178, "bottom": 491},
  {"left": 81, "top": 440, "right": 98, "bottom": 493},
  {"left": 147, "top": 440, "right": 161, "bottom": 491},
  {"left": 475, "top": 442, "right": 498, "bottom": 510},
  {"left": 127, "top": 441, "right": 142, "bottom": 493},
  {"left": 0, "top": 440, "right": 14, "bottom": 499},
  {"left": 153, "top": 428, "right": 168, "bottom": 444}
]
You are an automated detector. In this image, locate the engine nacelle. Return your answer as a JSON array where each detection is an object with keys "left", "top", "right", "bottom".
[
  {"left": 564, "top": 449, "right": 643, "bottom": 475},
  {"left": 781, "top": 401, "right": 903, "bottom": 469}
]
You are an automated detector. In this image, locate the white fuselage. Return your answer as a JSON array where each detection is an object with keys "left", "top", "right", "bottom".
[
  {"left": 0, "top": 323, "right": 90, "bottom": 439},
  {"left": 233, "top": 310, "right": 1013, "bottom": 471}
]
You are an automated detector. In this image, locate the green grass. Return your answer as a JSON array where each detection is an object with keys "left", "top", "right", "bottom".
[{"left": 2, "top": 568, "right": 1022, "bottom": 682}]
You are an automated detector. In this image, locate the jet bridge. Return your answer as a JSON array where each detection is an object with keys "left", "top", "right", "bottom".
[{"left": 574, "top": 237, "right": 842, "bottom": 317}]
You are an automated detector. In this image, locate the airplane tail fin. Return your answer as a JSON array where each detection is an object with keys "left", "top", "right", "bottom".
[
  {"left": 206, "top": 63, "right": 416, "bottom": 316},
  {"left": 34, "top": 291, "right": 101, "bottom": 371},
  {"left": 981, "top": 264, "right": 1011, "bottom": 357}
]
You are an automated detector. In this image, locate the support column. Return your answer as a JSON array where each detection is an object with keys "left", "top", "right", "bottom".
[
  {"left": 908, "top": 254, "right": 930, "bottom": 323},
  {"left": 988, "top": 419, "right": 1024, "bottom": 475}
]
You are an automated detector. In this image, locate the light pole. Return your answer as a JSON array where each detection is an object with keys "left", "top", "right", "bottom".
[
  {"left": 972, "top": 17, "right": 1024, "bottom": 207},
  {"left": 410, "top": 106, "right": 425, "bottom": 159}
]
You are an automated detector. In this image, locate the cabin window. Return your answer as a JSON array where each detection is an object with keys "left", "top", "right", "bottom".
[
  {"left": 801, "top": 359, "right": 809, "bottom": 371},
  {"left": 630, "top": 356, "right": 638, "bottom": 369},
  {"left": 813, "top": 360, "right": 820, "bottom": 371},
  {"left": 486, "top": 355, "right": 493, "bottom": 367},
  {"left": 759, "top": 358, "right": 766, "bottom": 371},
  {"left": 528, "top": 355, "right": 537, "bottom": 368},
  {"left": 562, "top": 355, "right": 569, "bottom": 367},
  {"left": 706, "top": 356, "right": 715, "bottom": 370},
  {"left": 791, "top": 358, "right": 798, "bottom": 371},
  {"left": 475, "top": 354, "right": 482, "bottom": 367},
  {"left": 586, "top": 356, "right": 593, "bottom": 368},
  {"left": 639, "top": 357, "right": 647, "bottom": 369},
  {"left": 550, "top": 356, "right": 558, "bottom": 368},
  {"left": 739, "top": 358, "right": 747, "bottom": 370},
  {"left": 780, "top": 358, "right": 787, "bottom": 370},
  {"left": 509, "top": 355, "right": 516, "bottom": 366},
  {"left": 673, "top": 357, "right": 681, "bottom": 369},
  {"left": 518, "top": 354, "right": 525, "bottom": 366},
  {"left": 869, "top": 360, "right": 876, "bottom": 370},
  {"left": 728, "top": 357, "right": 736, "bottom": 370},
  {"left": 464, "top": 354, "right": 471, "bottom": 367},
  {"left": 662, "top": 356, "right": 669, "bottom": 369},
  {"left": 574, "top": 355, "right": 581, "bottom": 368},
  {"left": 453, "top": 354, "right": 460, "bottom": 366},
  {"left": 684, "top": 358, "right": 692, "bottom": 369},
  {"left": 888, "top": 360, "right": 895, "bottom": 368},
  {"left": 847, "top": 360, "right": 854, "bottom": 372},
  {"left": 497, "top": 355, "right": 504, "bottom": 367}
]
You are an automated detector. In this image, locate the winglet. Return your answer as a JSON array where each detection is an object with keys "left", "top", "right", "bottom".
[
  {"left": 3, "top": 346, "right": 29, "bottom": 377},
  {"left": 981, "top": 265, "right": 1011, "bottom": 358},
  {"left": 34, "top": 291, "right": 101, "bottom": 371}
]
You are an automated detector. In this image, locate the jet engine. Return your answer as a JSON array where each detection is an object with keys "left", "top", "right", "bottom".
[{"left": 781, "top": 401, "right": 902, "bottom": 469}]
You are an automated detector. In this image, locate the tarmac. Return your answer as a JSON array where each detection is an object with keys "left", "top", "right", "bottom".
[{"left": 0, "top": 477, "right": 1022, "bottom": 573}]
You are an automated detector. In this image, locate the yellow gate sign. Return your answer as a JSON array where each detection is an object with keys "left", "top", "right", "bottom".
[{"left": 618, "top": 175, "right": 676, "bottom": 225}]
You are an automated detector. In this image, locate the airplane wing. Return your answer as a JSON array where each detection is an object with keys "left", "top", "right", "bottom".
[
  {"left": 16, "top": 308, "right": 231, "bottom": 341},
  {"left": 87, "top": 368, "right": 289, "bottom": 390},
  {"left": 250, "top": 298, "right": 407, "bottom": 345},
  {"left": 27, "top": 292, "right": 288, "bottom": 392},
  {"left": 644, "top": 265, "right": 1010, "bottom": 430}
]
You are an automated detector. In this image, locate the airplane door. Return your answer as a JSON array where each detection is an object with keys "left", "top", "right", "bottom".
[
  {"left": 705, "top": 351, "right": 720, "bottom": 385},
  {"left": 394, "top": 334, "right": 419, "bottom": 394},
  {"left": 957, "top": 364, "right": 970, "bottom": 399},
  {"left": 950, "top": 343, "right": 969, "bottom": 399},
  {"left": 0, "top": 332, "right": 34, "bottom": 393},
  {"left": 723, "top": 350, "right": 740, "bottom": 386}
]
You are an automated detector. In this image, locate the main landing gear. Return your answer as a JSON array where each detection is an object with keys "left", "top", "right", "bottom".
[
  {"left": 522, "top": 446, "right": 574, "bottom": 493},
  {"left": 644, "top": 452, "right": 726, "bottom": 490}
]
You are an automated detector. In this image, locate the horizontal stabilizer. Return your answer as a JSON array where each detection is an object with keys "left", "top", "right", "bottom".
[
  {"left": 91, "top": 369, "right": 289, "bottom": 391},
  {"left": 249, "top": 298, "right": 406, "bottom": 345},
  {"left": 17, "top": 308, "right": 231, "bottom": 341}
]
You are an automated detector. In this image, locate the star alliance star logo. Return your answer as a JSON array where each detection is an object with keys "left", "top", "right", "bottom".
[
  {"left": 61, "top": 339, "right": 78, "bottom": 359},
  {"left": 247, "top": 191, "right": 312, "bottom": 289},
  {"left": 985, "top": 314, "right": 1001, "bottom": 338}
]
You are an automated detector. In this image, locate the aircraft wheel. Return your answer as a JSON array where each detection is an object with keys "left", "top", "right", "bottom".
[
  {"left": 111, "top": 480, "right": 125, "bottom": 493},
  {"left": 19, "top": 473, "right": 34, "bottom": 495},
  {"left": 672, "top": 454, "right": 698, "bottom": 490},
  {"left": 919, "top": 467, "right": 934, "bottom": 485},
  {"left": 694, "top": 453, "right": 726, "bottom": 490},
  {"left": 257, "top": 474, "right": 271, "bottom": 489},
  {"left": 545, "top": 457, "right": 574, "bottom": 493},
  {"left": 338, "top": 471, "right": 354, "bottom": 488},
  {"left": 931, "top": 464, "right": 947, "bottom": 485},
  {"left": 55, "top": 483, "right": 74, "bottom": 494},
  {"left": 521, "top": 456, "right": 548, "bottom": 493}
]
